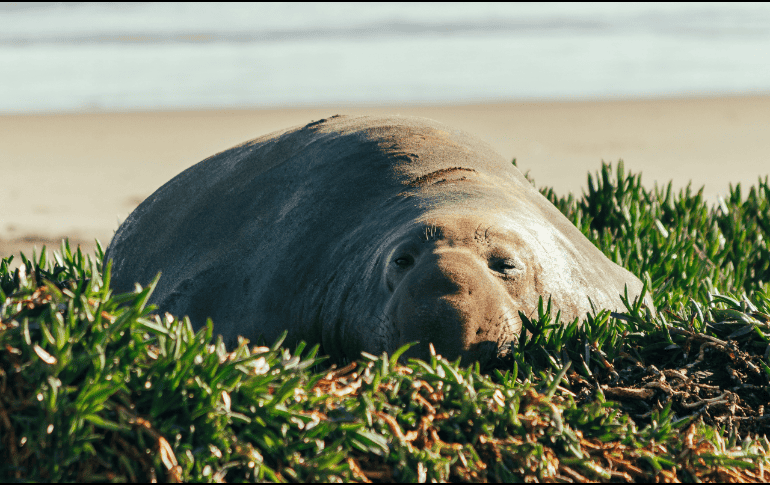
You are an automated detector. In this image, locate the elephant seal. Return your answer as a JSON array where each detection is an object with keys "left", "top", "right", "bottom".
[{"left": 106, "top": 115, "right": 649, "bottom": 364}]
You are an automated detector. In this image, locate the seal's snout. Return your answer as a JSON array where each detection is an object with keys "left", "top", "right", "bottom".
[{"left": 390, "top": 249, "right": 515, "bottom": 364}]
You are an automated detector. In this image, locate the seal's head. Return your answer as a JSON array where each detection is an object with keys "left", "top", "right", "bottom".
[
  {"left": 105, "top": 115, "right": 650, "bottom": 366},
  {"left": 382, "top": 214, "right": 533, "bottom": 364}
]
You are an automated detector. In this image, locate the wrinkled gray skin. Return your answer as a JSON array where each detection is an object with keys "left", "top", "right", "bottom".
[{"left": 106, "top": 115, "right": 650, "bottom": 365}]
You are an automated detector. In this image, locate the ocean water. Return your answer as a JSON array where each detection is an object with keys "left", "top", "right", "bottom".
[{"left": 2, "top": 2, "right": 770, "bottom": 113}]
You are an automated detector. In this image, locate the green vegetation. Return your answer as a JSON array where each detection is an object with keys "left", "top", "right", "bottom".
[{"left": 2, "top": 162, "right": 769, "bottom": 482}]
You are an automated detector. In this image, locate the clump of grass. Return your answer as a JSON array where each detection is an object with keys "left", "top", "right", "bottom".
[
  {"left": 532, "top": 160, "right": 770, "bottom": 309},
  {"left": 2, "top": 162, "right": 770, "bottom": 482}
]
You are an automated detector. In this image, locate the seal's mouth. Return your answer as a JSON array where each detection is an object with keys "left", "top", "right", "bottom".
[{"left": 407, "top": 167, "right": 478, "bottom": 187}]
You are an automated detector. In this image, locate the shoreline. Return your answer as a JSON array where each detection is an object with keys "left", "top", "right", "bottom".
[{"left": 2, "top": 95, "right": 769, "bottom": 262}]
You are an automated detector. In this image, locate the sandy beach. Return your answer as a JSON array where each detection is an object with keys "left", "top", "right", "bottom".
[{"left": 2, "top": 96, "right": 769, "bottom": 263}]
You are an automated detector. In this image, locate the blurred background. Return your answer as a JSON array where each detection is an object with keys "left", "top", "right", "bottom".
[
  {"left": 2, "top": 2, "right": 770, "bottom": 259},
  {"left": 4, "top": 2, "right": 770, "bottom": 111}
]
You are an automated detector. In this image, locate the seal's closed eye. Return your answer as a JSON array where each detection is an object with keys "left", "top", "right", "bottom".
[
  {"left": 394, "top": 256, "right": 414, "bottom": 268},
  {"left": 489, "top": 258, "right": 521, "bottom": 276}
]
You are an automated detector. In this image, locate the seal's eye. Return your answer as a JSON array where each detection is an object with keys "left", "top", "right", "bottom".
[
  {"left": 394, "top": 255, "right": 414, "bottom": 268},
  {"left": 490, "top": 258, "right": 519, "bottom": 275}
]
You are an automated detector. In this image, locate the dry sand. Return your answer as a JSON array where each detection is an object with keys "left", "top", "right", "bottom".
[{"left": 2, "top": 96, "right": 769, "bottom": 263}]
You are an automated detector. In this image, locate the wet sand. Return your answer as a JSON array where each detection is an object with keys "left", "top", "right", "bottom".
[{"left": 2, "top": 96, "right": 769, "bottom": 262}]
